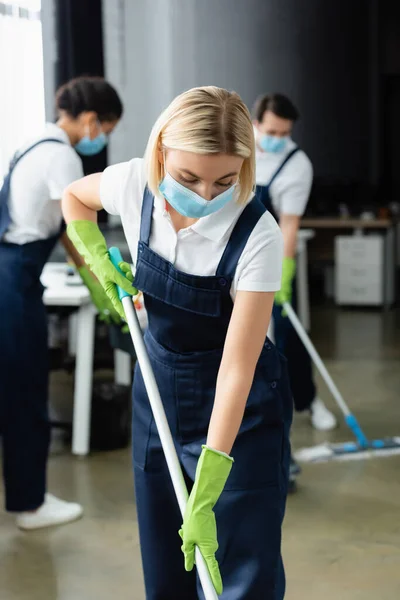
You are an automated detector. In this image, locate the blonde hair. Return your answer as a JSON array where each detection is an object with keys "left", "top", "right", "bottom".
[{"left": 144, "top": 86, "right": 255, "bottom": 205}]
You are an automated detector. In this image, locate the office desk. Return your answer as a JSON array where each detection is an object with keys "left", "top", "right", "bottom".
[
  {"left": 301, "top": 217, "right": 396, "bottom": 308},
  {"left": 42, "top": 264, "right": 96, "bottom": 456},
  {"left": 42, "top": 264, "right": 132, "bottom": 456}
]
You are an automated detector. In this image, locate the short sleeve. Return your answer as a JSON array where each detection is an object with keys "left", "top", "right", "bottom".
[
  {"left": 47, "top": 145, "right": 84, "bottom": 200},
  {"left": 279, "top": 153, "right": 313, "bottom": 216},
  {"left": 233, "top": 211, "right": 283, "bottom": 293},
  {"left": 100, "top": 158, "right": 144, "bottom": 216}
]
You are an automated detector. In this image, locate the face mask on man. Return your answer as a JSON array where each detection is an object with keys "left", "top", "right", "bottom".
[{"left": 258, "top": 134, "right": 289, "bottom": 154}]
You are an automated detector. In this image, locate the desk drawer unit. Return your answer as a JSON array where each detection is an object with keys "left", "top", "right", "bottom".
[{"left": 335, "top": 236, "right": 384, "bottom": 305}]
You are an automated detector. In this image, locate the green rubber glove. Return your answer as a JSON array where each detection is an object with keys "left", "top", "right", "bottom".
[
  {"left": 179, "top": 445, "right": 233, "bottom": 596},
  {"left": 77, "top": 265, "right": 121, "bottom": 325},
  {"left": 274, "top": 257, "right": 296, "bottom": 311},
  {"left": 67, "top": 221, "right": 137, "bottom": 319}
]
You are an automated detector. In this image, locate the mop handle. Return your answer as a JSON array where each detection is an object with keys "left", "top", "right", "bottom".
[
  {"left": 109, "top": 248, "right": 219, "bottom": 600},
  {"left": 283, "top": 302, "right": 351, "bottom": 415},
  {"left": 282, "top": 302, "right": 369, "bottom": 447},
  {"left": 283, "top": 302, "right": 369, "bottom": 447}
]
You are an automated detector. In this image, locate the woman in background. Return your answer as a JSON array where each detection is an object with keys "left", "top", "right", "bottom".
[{"left": 0, "top": 76, "right": 123, "bottom": 530}]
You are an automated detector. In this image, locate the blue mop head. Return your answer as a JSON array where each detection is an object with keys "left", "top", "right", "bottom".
[{"left": 295, "top": 437, "right": 400, "bottom": 463}]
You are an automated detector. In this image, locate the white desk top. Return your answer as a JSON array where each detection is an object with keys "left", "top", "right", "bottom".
[
  {"left": 301, "top": 218, "right": 393, "bottom": 229},
  {"left": 42, "top": 263, "right": 91, "bottom": 307},
  {"left": 298, "top": 228, "right": 315, "bottom": 242}
]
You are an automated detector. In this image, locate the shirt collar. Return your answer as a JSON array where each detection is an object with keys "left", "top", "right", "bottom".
[
  {"left": 45, "top": 123, "right": 72, "bottom": 146},
  {"left": 154, "top": 193, "right": 165, "bottom": 211}
]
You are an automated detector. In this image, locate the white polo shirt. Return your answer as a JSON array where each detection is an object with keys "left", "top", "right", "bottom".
[
  {"left": 5, "top": 123, "right": 84, "bottom": 244},
  {"left": 255, "top": 137, "right": 313, "bottom": 218},
  {"left": 100, "top": 158, "right": 283, "bottom": 298}
]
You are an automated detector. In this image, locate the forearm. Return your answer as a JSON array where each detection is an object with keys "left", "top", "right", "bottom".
[
  {"left": 61, "top": 173, "right": 103, "bottom": 224},
  {"left": 206, "top": 291, "right": 274, "bottom": 455},
  {"left": 279, "top": 214, "right": 300, "bottom": 258},
  {"left": 62, "top": 189, "right": 98, "bottom": 224},
  {"left": 282, "top": 227, "right": 297, "bottom": 258},
  {"left": 206, "top": 363, "right": 255, "bottom": 455},
  {"left": 60, "top": 232, "right": 86, "bottom": 269}
]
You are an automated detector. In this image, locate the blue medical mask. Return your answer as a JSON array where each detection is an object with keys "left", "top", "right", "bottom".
[
  {"left": 259, "top": 134, "right": 288, "bottom": 154},
  {"left": 159, "top": 172, "right": 236, "bottom": 218},
  {"left": 75, "top": 123, "right": 108, "bottom": 156}
]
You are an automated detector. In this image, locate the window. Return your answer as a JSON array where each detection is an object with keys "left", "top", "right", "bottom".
[{"left": 0, "top": 1, "right": 45, "bottom": 178}]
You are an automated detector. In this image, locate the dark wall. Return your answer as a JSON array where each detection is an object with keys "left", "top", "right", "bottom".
[
  {"left": 286, "top": 1, "right": 371, "bottom": 181},
  {"left": 176, "top": 0, "right": 372, "bottom": 181},
  {"left": 381, "top": 0, "right": 400, "bottom": 75},
  {"left": 55, "top": 0, "right": 104, "bottom": 87},
  {"left": 54, "top": 0, "right": 107, "bottom": 182},
  {"left": 104, "top": 0, "right": 375, "bottom": 185},
  {"left": 380, "top": 0, "right": 400, "bottom": 200}
]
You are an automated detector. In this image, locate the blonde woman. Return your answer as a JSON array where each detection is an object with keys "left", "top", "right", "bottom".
[{"left": 63, "top": 87, "right": 292, "bottom": 599}]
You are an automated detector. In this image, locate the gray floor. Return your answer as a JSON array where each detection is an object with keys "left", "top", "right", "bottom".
[{"left": 1, "top": 307, "right": 400, "bottom": 599}]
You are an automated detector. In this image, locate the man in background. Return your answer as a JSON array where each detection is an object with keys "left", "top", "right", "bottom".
[{"left": 253, "top": 93, "right": 337, "bottom": 490}]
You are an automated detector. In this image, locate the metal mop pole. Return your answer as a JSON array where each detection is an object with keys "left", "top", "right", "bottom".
[{"left": 109, "top": 248, "right": 219, "bottom": 600}]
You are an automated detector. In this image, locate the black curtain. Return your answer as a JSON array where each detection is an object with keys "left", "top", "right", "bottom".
[
  {"left": 54, "top": 0, "right": 108, "bottom": 221},
  {"left": 55, "top": 0, "right": 104, "bottom": 86}
]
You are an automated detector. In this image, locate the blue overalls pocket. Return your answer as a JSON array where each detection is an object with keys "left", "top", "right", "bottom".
[
  {"left": 132, "top": 354, "right": 178, "bottom": 472},
  {"left": 179, "top": 340, "right": 287, "bottom": 491},
  {"left": 258, "top": 338, "right": 284, "bottom": 382},
  {"left": 221, "top": 340, "right": 286, "bottom": 490},
  {"left": 175, "top": 338, "right": 284, "bottom": 444},
  {"left": 248, "top": 340, "right": 285, "bottom": 421},
  {"left": 174, "top": 347, "right": 223, "bottom": 443},
  {"left": 181, "top": 421, "right": 285, "bottom": 491}
]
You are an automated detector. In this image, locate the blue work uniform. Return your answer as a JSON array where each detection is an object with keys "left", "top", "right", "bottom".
[
  {"left": 255, "top": 148, "right": 316, "bottom": 412},
  {"left": 0, "top": 139, "right": 65, "bottom": 511},
  {"left": 131, "top": 187, "right": 293, "bottom": 599}
]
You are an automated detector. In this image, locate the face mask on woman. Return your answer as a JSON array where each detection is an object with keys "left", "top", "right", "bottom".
[
  {"left": 159, "top": 172, "right": 237, "bottom": 219},
  {"left": 75, "top": 122, "right": 108, "bottom": 156}
]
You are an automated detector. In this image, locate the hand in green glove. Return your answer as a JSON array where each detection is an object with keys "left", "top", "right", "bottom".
[
  {"left": 274, "top": 257, "right": 296, "bottom": 312},
  {"left": 67, "top": 221, "right": 137, "bottom": 319},
  {"left": 179, "top": 445, "right": 233, "bottom": 596},
  {"left": 77, "top": 265, "right": 121, "bottom": 325}
]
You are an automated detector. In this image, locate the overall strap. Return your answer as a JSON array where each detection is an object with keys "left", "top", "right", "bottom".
[
  {"left": 267, "top": 147, "right": 300, "bottom": 188},
  {"left": 0, "top": 138, "right": 66, "bottom": 240},
  {"left": 216, "top": 197, "right": 266, "bottom": 278},
  {"left": 139, "top": 186, "right": 155, "bottom": 244},
  {"left": 9, "top": 138, "right": 66, "bottom": 172}
]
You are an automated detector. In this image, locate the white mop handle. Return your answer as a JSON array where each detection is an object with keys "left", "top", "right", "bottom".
[
  {"left": 121, "top": 297, "right": 188, "bottom": 510},
  {"left": 121, "top": 296, "right": 219, "bottom": 600},
  {"left": 283, "top": 302, "right": 351, "bottom": 418}
]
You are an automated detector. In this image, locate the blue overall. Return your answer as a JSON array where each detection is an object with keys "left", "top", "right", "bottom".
[
  {"left": 131, "top": 188, "right": 293, "bottom": 599},
  {"left": 0, "top": 139, "right": 65, "bottom": 511},
  {"left": 255, "top": 148, "right": 316, "bottom": 411}
]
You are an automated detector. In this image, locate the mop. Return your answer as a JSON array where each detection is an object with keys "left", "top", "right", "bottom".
[
  {"left": 109, "top": 248, "right": 219, "bottom": 600},
  {"left": 283, "top": 302, "right": 400, "bottom": 463}
]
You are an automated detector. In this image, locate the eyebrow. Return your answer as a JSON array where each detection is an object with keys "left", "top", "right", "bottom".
[{"left": 179, "top": 168, "right": 238, "bottom": 180}]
